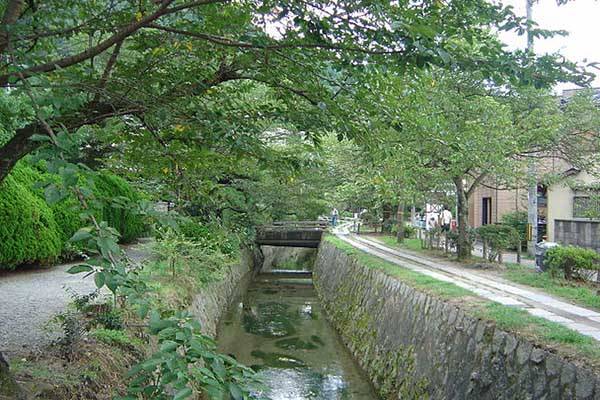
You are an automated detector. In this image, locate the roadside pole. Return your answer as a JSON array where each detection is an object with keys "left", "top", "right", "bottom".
[{"left": 526, "top": 0, "right": 538, "bottom": 256}]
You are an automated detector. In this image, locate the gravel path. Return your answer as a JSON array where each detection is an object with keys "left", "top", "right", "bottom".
[{"left": 0, "top": 242, "right": 151, "bottom": 359}]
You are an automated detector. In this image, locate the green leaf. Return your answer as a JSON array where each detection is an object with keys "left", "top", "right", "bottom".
[
  {"left": 66, "top": 264, "right": 93, "bottom": 274},
  {"left": 160, "top": 340, "right": 178, "bottom": 352},
  {"left": 94, "top": 271, "right": 105, "bottom": 288},
  {"left": 212, "top": 358, "right": 226, "bottom": 380},
  {"left": 137, "top": 303, "right": 150, "bottom": 319},
  {"left": 173, "top": 387, "right": 193, "bottom": 400},
  {"left": 70, "top": 227, "right": 93, "bottom": 242},
  {"left": 228, "top": 383, "right": 243, "bottom": 400},
  {"left": 44, "top": 184, "right": 66, "bottom": 204}
]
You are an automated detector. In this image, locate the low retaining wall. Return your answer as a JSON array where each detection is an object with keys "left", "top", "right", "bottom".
[
  {"left": 555, "top": 219, "right": 600, "bottom": 252},
  {"left": 190, "top": 250, "right": 254, "bottom": 337},
  {"left": 314, "top": 241, "right": 600, "bottom": 399}
]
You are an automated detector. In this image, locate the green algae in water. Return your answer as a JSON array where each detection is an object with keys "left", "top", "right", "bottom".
[
  {"left": 250, "top": 350, "right": 307, "bottom": 368},
  {"left": 275, "top": 337, "right": 319, "bottom": 351},
  {"left": 242, "top": 302, "right": 297, "bottom": 338}
]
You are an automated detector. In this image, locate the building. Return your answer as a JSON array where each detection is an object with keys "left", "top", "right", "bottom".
[{"left": 468, "top": 88, "right": 600, "bottom": 248}]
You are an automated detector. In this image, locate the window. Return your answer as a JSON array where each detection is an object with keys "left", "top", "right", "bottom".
[
  {"left": 482, "top": 197, "right": 492, "bottom": 225},
  {"left": 573, "top": 195, "right": 600, "bottom": 219}
]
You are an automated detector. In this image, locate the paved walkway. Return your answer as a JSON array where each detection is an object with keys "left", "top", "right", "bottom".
[
  {"left": 335, "top": 228, "right": 600, "bottom": 342},
  {"left": 0, "top": 242, "right": 151, "bottom": 358}
]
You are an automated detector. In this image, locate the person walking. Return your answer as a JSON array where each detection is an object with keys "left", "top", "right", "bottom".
[
  {"left": 441, "top": 206, "right": 452, "bottom": 233},
  {"left": 331, "top": 207, "right": 339, "bottom": 227}
]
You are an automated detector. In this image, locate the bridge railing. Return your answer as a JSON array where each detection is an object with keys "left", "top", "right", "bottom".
[{"left": 258, "top": 220, "right": 329, "bottom": 231}]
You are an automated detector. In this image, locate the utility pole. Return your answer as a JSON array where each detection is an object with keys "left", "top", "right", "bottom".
[{"left": 526, "top": 0, "right": 538, "bottom": 255}]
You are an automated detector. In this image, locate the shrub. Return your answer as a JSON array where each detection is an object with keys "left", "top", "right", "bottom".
[
  {"left": 403, "top": 224, "right": 417, "bottom": 238},
  {"left": 0, "top": 173, "right": 62, "bottom": 268},
  {"left": 0, "top": 161, "right": 145, "bottom": 268},
  {"left": 92, "top": 173, "right": 146, "bottom": 242},
  {"left": 501, "top": 211, "right": 528, "bottom": 249},
  {"left": 545, "top": 245, "right": 600, "bottom": 280},
  {"left": 11, "top": 163, "right": 83, "bottom": 243},
  {"left": 477, "top": 224, "right": 519, "bottom": 263},
  {"left": 179, "top": 219, "right": 239, "bottom": 256}
]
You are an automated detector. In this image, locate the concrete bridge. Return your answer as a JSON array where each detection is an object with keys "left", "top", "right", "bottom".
[{"left": 256, "top": 221, "right": 328, "bottom": 248}]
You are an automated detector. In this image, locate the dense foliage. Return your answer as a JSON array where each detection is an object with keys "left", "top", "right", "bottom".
[
  {"left": 0, "top": 161, "right": 145, "bottom": 268},
  {"left": 500, "top": 211, "right": 528, "bottom": 250},
  {"left": 0, "top": 167, "right": 62, "bottom": 267},
  {"left": 476, "top": 224, "right": 520, "bottom": 263},
  {"left": 545, "top": 245, "right": 600, "bottom": 280}
]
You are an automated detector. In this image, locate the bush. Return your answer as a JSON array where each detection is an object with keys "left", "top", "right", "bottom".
[
  {"left": 545, "top": 245, "right": 600, "bottom": 280},
  {"left": 0, "top": 162, "right": 145, "bottom": 268},
  {"left": 391, "top": 223, "right": 416, "bottom": 238},
  {"left": 92, "top": 173, "right": 146, "bottom": 242},
  {"left": 501, "top": 211, "right": 528, "bottom": 249},
  {"left": 403, "top": 224, "right": 417, "bottom": 238},
  {"left": 11, "top": 163, "right": 82, "bottom": 243},
  {"left": 477, "top": 224, "right": 519, "bottom": 263},
  {"left": 179, "top": 219, "right": 239, "bottom": 256},
  {"left": 0, "top": 172, "right": 62, "bottom": 267}
]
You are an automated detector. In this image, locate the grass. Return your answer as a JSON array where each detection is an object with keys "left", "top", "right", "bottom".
[
  {"left": 378, "top": 235, "right": 423, "bottom": 252},
  {"left": 503, "top": 263, "right": 600, "bottom": 311},
  {"left": 90, "top": 328, "right": 144, "bottom": 350},
  {"left": 326, "top": 235, "right": 473, "bottom": 300},
  {"left": 473, "top": 302, "right": 600, "bottom": 363},
  {"left": 325, "top": 234, "right": 600, "bottom": 367}
]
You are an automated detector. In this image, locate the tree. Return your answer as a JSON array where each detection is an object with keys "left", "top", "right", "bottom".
[
  {"left": 358, "top": 69, "right": 596, "bottom": 259},
  {"left": 0, "top": 0, "right": 590, "bottom": 183}
]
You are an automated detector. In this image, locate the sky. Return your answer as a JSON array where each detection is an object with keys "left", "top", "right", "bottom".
[{"left": 499, "top": 0, "right": 600, "bottom": 92}]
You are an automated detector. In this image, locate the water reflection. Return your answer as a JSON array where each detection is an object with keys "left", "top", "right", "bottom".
[{"left": 217, "top": 275, "right": 378, "bottom": 400}]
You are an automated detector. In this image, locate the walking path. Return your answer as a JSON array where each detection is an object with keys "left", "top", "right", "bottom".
[
  {"left": 335, "top": 228, "right": 600, "bottom": 342},
  {"left": 0, "top": 242, "right": 151, "bottom": 358}
]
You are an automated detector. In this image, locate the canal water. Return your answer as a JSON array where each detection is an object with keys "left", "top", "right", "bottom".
[{"left": 217, "top": 271, "right": 378, "bottom": 399}]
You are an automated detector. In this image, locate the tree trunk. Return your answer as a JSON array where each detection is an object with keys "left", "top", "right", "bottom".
[
  {"left": 454, "top": 176, "right": 471, "bottom": 260},
  {"left": 396, "top": 201, "right": 405, "bottom": 243},
  {"left": 0, "top": 124, "right": 44, "bottom": 183},
  {"left": 382, "top": 203, "right": 392, "bottom": 233},
  {"left": 0, "top": 351, "right": 25, "bottom": 399}
]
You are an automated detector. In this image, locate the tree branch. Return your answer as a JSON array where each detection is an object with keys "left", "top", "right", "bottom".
[
  {"left": 0, "top": 0, "right": 25, "bottom": 54},
  {"left": 235, "top": 75, "right": 319, "bottom": 105},
  {"left": 146, "top": 23, "right": 407, "bottom": 55},
  {"left": 466, "top": 172, "right": 488, "bottom": 198},
  {"left": 0, "top": 0, "right": 228, "bottom": 86}
]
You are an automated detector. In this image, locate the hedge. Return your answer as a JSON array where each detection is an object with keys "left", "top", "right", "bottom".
[
  {"left": 545, "top": 245, "right": 600, "bottom": 280},
  {"left": 0, "top": 162, "right": 145, "bottom": 269},
  {"left": 0, "top": 172, "right": 62, "bottom": 267},
  {"left": 92, "top": 174, "right": 145, "bottom": 242}
]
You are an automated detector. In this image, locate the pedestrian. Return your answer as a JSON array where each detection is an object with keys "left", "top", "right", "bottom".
[
  {"left": 331, "top": 207, "right": 339, "bottom": 227},
  {"left": 426, "top": 216, "right": 437, "bottom": 231},
  {"left": 441, "top": 206, "right": 452, "bottom": 233}
]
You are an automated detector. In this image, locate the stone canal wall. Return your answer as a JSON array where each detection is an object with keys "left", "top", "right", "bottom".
[
  {"left": 190, "top": 250, "right": 254, "bottom": 337},
  {"left": 313, "top": 240, "right": 600, "bottom": 400}
]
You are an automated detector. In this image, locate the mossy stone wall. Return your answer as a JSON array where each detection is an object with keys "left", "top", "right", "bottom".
[
  {"left": 190, "top": 250, "right": 254, "bottom": 337},
  {"left": 314, "top": 241, "right": 600, "bottom": 400}
]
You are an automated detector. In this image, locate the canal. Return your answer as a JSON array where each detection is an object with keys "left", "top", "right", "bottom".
[{"left": 217, "top": 270, "right": 378, "bottom": 399}]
